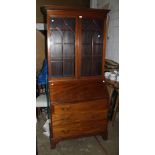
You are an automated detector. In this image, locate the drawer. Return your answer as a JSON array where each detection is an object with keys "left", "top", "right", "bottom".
[
  {"left": 51, "top": 99, "right": 108, "bottom": 115},
  {"left": 49, "top": 80, "right": 109, "bottom": 103},
  {"left": 52, "top": 109, "right": 108, "bottom": 126},
  {"left": 52, "top": 120, "right": 108, "bottom": 139}
]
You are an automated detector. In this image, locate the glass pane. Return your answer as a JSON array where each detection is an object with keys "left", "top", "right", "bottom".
[
  {"left": 63, "top": 18, "right": 75, "bottom": 30},
  {"left": 50, "top": 18, "right": 63, "bottom": 29},
  {"left": 92, "top": 19, "right": 103, "bottom": 30},
  {"left": 92, "top": 56, "right": 102, "bottom": 75},
  {"left": 81, "top": 18, "right": 103, "bottom": 76},
  {"left": 63, "top": 31, "right": 75, "bottom": 43},
  {"left": 93, "top": 32, "right": 103, "bottom": 44},
  {"left": 50, "top": 17, "right": 75, "bottom": 78},
  {"left": 51, "top": 30, "right": 63, "bottom": 43},
  {"left": 63, "top": 59, "right": 74, "bottom": 77},
  {"left": 81, "top": 19, "right": 103, "bottom": 31},
  {"left": 51, "top": 44, "right": 62, "bottom": 60},
  {"left": 81, "top": 45, "right": 91, "bottom": 56},
  {"left": 63, "top": 44, "right": 75, "bottom": 59},
  {"left": 51, "top": 61, "right": 62, "bottom": 77},
  {"left": 82, "top": 31, "right": 92, "bottom": 44},
  {"left": 51, "top": 18, "right": 75, "bottom": 30},
  {"left": 93, "top": 45, "right": 103, "bottom": 56},
  {"left": 82, "top": 19, "right": 92, "bottom": 30},
  {"left": 81, "top": 56, "right": 92, "bottom": 76}
]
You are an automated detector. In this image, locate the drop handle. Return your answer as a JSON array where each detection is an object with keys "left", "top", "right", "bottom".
[
  {"left": 62, "top": 116, "right": 70, "bottom": 120},
  {"left": 61, "top": 107, "right": 70, "bottom": 111},
  {"left": 62, "top": 130, "right": 70, "bottom": 134},
  {"left": 65, "top": 116, "right": 70, "bottom": 119},
  {"left": 61, "top": 107, "right": 68, "bottom": 111},
  {"left": 61, "top": 107, "right": 65, "bottom": 111}
]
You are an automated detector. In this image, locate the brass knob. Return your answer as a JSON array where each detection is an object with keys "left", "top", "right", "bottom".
[
  {"left": 61, "top": 107, "right": 65, "bottom": 111},
  {"left": 62, "top": 130, "right": 70, "bottom": 134}
]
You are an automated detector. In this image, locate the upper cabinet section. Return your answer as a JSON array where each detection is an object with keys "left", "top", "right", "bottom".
[{"left": 41, "top": 5, "right": 110, "bottom": 80}]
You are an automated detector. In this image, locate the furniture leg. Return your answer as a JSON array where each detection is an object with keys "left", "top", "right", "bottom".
[
  {"left": 112, "top": 95, "right": 119, "bottom": 126},
  {"left": 101, "top": 131, "right": 108, "bottom": 140},
  {"left": 50, "top": 139, "right": 57, "bottom": 149}
]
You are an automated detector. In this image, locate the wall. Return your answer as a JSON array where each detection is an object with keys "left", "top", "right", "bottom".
[
  {"left": 106, "top": 0, "right": 119, "bottom": 63},
  {"left": 36, "top": 0, "right": 90, "bottom": 23},
  {"left": 36, "top": 30, "right": 45, "bottom": 74},
  {"left": 90, "top": 0, "right": 119, "bottom": 63}
]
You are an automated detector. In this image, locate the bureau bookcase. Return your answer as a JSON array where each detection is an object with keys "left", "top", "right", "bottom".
[{"left": 41, "top": 5, "right": 110, "bottom": 148}]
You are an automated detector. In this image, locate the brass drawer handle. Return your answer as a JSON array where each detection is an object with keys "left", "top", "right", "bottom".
[
  {"left": 62, "top": 116, "right": 69, "bottom": 121},
  {"left": 61, "top": 107, "right": 70, "bottom": 111},
  {"left": 61, "top": 130, "right": 70, "bottom": 134},
  {"left": 61, "top": 108, "right": 65, "bottom": 111},
  {"left": 62, "top": 116, "right": 70, "bottom": 120}
]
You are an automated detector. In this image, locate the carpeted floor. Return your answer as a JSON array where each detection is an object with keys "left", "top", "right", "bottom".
[{"left": 36, "top": 113, "right": 119, "bottom": 155}]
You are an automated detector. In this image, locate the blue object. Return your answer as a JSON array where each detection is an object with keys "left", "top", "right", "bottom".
[
  {"left": 37, "top": 59, "right": 48, "bottom": 85},
  {"left": 37, "top": 59, "right": 50, "bottom": 118}
]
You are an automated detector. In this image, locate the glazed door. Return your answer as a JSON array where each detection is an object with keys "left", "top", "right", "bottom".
[
  {"left": 49, "top": 17, "right": 76, "bottom": 78},
  {"left": 80, "top": 18, "right": 104, "bottom": 76}
]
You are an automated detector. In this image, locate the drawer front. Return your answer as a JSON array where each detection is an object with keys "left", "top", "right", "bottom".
[
  {"left": 52, "top": 120, "right": 108, "bottom": 139},
  {"left": 52, "top": 99, "right": 108, "bottom": 115},
  {"left": 52, "top": 109, "right": 108, "bottom": 126},
  {"left": 49, "top": 80, "right": 109, "bottom": 103}
]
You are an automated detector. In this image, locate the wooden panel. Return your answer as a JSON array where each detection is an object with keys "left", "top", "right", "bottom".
[
  {"left": 53, "top": 120, "right": 108, "bottom": 139},
  {"left": 52, "top": 99, "right": 108, "bottom": 113},
  {"left": 49, "top": 80, "right": 109, "bottom": 103},
  {"left": 41, "top": 5, "right": 110, "bottom": 17},
  {"left": 52, "top": 109, "right": 108, "bottom": 126},
  {"left": 37, "top": 1, "right": 90, "bottom": 23}
]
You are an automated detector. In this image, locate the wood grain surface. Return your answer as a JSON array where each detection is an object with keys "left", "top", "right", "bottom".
[
  {"left": 53, "top": 120, "right": 108, "bottom": 139},
  {"left": 49, "top": 80, "right": 109, "bottom": 103}
]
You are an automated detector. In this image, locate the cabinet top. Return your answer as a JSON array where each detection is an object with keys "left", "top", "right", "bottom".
[{"left": 41, "top": 5, "right": 110, "bottom": 15}]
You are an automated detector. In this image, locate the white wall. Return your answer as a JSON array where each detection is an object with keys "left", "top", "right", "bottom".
[
  {"left": 90, "top": 0, "right": 119, "bottom": 63},
  {"left": 90, "top": 0, "right": 97, "bottom": 8}
]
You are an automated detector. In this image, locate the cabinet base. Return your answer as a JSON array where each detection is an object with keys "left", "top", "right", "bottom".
[
  {"left": 101, "top": 131, "right": 108, "bottom": 140},
  {"left": 50, "top": 138, "right": 57, "bottom": 149}
]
